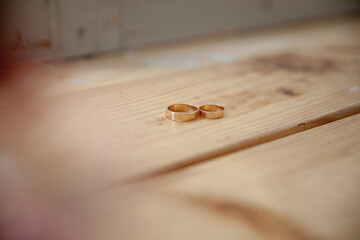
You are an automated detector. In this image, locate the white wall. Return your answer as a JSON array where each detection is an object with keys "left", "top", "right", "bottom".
[{"left": 3, "top": 0, "right": 359, "bottom": 61}]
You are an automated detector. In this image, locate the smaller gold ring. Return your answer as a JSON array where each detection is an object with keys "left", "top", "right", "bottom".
[
  {"left": 199, "top": 105, "right": 225, "bottom": 119},
  {"left": 166, "top": 104, "right": 199, "bottom": 121}
]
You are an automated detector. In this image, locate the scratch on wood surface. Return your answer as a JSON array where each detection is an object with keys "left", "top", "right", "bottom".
[
  {"left": 178, "top": 194, "right": 324, "bottom": 240},
  {"left": 277, "top": 87, "right": 299, "bottom": 96}
]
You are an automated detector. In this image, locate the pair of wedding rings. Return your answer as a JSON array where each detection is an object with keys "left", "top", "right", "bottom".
[{"left": 166, "top": 104, "right": 225, "bottom": 121}]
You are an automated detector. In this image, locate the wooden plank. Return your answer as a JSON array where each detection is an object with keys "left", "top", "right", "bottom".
[
  {"left": 0, "top": 17, "right": 359, "bottom": 198},
  {"left": 15, "top": 15, "right": 360, "bottom": 95},
  {"left": 82, "top": 114, "right": 360, "bottom": 240}
]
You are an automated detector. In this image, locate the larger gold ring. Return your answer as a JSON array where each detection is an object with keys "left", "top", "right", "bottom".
[
  {"left": 166, "top": 104, "right": 199, "bottom": 121},
  {"left": 199, "top": 105, "right": 225, "bottom": 119}
]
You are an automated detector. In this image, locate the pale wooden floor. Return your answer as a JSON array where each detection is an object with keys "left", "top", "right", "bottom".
[{"left": 0, "top": 15, "right": 360, "bottom": 240}]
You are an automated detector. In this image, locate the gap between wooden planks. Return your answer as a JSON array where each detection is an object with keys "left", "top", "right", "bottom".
[
  {"left": 80, "top": 113, "right": 360, "bottom": 240},
  {"left": 129, "top": 104, "right": 360, "bottom": 182},
  {"left": 0, "top": 16, "right": 360, "bottom": 199}
]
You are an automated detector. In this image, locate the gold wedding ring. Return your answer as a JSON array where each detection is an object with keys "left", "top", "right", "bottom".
[
  {"left": 199, "top": 105, "right": 225, "bottom": 119},
  {"left": 166, "top": 104, "right": 199, "bottom": 121}
]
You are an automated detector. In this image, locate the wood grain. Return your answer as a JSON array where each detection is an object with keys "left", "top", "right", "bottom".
[
  {"left": 81, "top": 114, "right": 360, "bottom": 240},
  {"left": 0, "top": 16, "right": 359, "bottom": 198}
]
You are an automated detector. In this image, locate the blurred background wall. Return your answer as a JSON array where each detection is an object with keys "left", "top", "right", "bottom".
[{"left": 2, "top": 0, "right": 360, "bottom": 62}]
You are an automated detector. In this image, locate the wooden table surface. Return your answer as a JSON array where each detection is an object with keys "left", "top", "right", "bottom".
[{"left": 0, "top": 15, "right": 360, "bottom": 240}]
